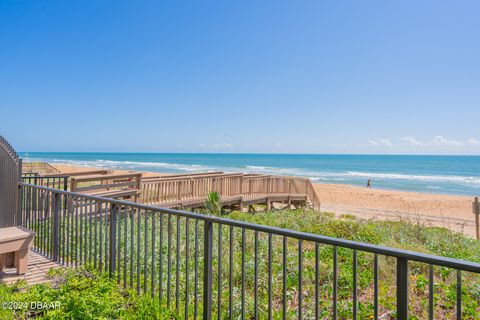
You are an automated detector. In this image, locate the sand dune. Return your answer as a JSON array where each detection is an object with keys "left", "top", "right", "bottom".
[{"left": 51, "top": 163, "right": 478, "bottom": 237}]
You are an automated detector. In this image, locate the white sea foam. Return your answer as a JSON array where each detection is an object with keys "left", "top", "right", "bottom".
[
  {"left": 49, "top": 159, "right": 216, "bottom": 173},
  {"left": 341, "top": 171, "right": 480, "bottom": 186},
  {"left": 240, "top": 166, "right": 480, "bottom": 187}
]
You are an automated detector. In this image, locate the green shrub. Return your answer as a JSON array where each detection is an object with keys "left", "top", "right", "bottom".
[{"left": 0, "top": 267, "right": 177, "bottom": 320}]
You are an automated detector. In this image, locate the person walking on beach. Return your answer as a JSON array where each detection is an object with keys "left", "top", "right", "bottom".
[{"left": 366, "top": 179, "right": 372, "bottom": 188}]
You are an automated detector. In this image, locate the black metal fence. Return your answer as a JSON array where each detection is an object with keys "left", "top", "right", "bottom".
[
  {"left": 0, "top": 135, "right": 22, "bottom": 227},
  {"left": 19, "top": 182, "right": 480, "bottom": 319}
]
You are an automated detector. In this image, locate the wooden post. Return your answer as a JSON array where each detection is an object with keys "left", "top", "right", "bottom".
[
  {"left": 70, "top": 177, "right": 76, "bottom": 193},
  {"left": 177, "top": 181, "right": 182, "bottom": 201},
  {"left": 474, "top": 197, "right": 479, "bottom": 240}
]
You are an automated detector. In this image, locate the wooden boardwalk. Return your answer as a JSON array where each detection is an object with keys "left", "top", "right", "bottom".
[
  {"left": 0, "top": 251, "right": 61, "bottom": 286},
  {"left": 141, "top": 172, "right": 321, "bottom": 211}
]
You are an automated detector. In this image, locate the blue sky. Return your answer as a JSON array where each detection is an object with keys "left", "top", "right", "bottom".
[{"left": 1, "top": 1, "right": 479, "bottom": 155}]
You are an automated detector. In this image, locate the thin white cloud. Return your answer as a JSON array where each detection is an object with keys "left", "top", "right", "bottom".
[
  {"left": 401, "top": 136, "right": 424, "bottom": 146},
  {"left": 198, "top": 142, "right": 233, "bottom": 149},
  {"left": 399, "top": 136, "right": 480, "bottom": 148},
  {"left": 467, "top": 138, "right": 480, "bottom": 145},
  {"left": 274, "top": 142, "right": 282, "bottom": 147},
  {"left": 431, "top": 136, "right": 464, "bottom": 146},
  {"left": 368, "top": 139, "right": 392, "bottom": 147}
]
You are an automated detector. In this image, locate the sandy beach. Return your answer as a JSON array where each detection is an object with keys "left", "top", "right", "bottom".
[
  {"left": 51, "top": 163, "right": 478, "bottom": 237},
  {"left": 314, "top": 183, "right": 476, "bottom": 236}
]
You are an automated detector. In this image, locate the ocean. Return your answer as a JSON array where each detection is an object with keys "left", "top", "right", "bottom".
[{"left": 21, "top": 152, "right": 480, "bottom": 196}]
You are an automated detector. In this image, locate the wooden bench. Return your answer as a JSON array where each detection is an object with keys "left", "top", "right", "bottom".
[
  {"left": 70, "top": 173, "right": 143, "bottom": 201},
  {"left": 0, "top": 226, "right": 35, "bottom": 275}
]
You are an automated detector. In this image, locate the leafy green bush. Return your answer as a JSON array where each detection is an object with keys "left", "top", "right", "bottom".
[{"left": 0, "top": 268, "right": 177, "bottom": 320}]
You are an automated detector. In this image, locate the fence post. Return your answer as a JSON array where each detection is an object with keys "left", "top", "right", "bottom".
[
  {"left": 16, "top": 158, "right": 23, "bottom": 226},
  {"left": 52, "top": 192, "right": 60, "bottom": 262},
  {"left": 396, "top": 258, "right": 408, "bottom": 320},
  {"left": 203, "top": 220, "right": 213, "bottom": 320},
  {"left": 474, "top": 197, "right": 479, "bottom": 240},
  {"left": 109, "top": 203, "right": 117, "bottom": 277}
]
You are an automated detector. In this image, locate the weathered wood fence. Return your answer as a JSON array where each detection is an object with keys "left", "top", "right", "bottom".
[{"left": 0, "top": 135, "right": 22, "bottom": 227}]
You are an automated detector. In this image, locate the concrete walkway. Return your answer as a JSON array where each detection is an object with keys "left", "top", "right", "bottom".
[{"left": 0, "top": 251, "right": 61, "bottom": 286}]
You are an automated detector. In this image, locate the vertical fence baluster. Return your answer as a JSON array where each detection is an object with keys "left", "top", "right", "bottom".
[
  {"left": 268, "top": 233, "right": 272, "bottom": 320},
  {"left": 144, "top": 210, "right": 149, "bottom": 293},
  {"left": 353, "top": 250, "right": 357, "bottom": 320},
  {"left": 124, "top": 205, "right": 128, "bottom": 288},
  {"left": 241, "top": 227, "right": 246, "bottom": 320},
  {"left": 283, "top": 236, "right": 287, "bottom": 320},
  {"left": 130, "top": 208, "right": 134, "bottom": 288},
  {"left": 89, "top": 199, "right": 93, "bottom": 266},
  {"left": 80, "top": 198, "right": 84, "bottom": 264},
  {"left": 185, "top": 218, "right": 190, "bottom": 319},
  {"left": 457, "top": 270, "right": 462, "bottom": 320},
  {"left": 137, "top": 209, "right": 141, "bottom": 294},
  {"left": 229, "top": 225, "right": 234, "bottom": 319},
  {"left": 217, "top": 224, "right": 222, "bottom": 319},
  {"left": 298, "top": 239, "right": 303, "bottom": 320},
  {"left": 167, "top": 214, "right": 172, "bottom": 306},
  {"left": 117, "top": 202, "right": 121, "bottom": 282},
  {"left": 52, "top": 192, "right": 60, "bottom": 262},
  {"left": 99, "top": 201, "right": 103, "bottom": 270},
  {"left": 429, "top": 264, "right": 434, "bottom": 320},
  {"left": 176, "top": 216, "right": 180, "bottom": 312},
  {"left": 254, "top": 231, "right": 258, "bottom": 320},
  {"left": 195, "top": 219, "right": 199, "bottom": 320},
  {"left": 333, "top": 246, "right": 337, "bottom": 320},
  {"left": 159, "top": 213, "right": 164, "bottom": 297},
  {"left": 203, "top": 220, "right": 213, "bottom": 320},
  {"left": 94, "top": 199, "right": 98, "bottom": 268},
  {"left": 151, "top": 212, "right": 156, "bottom": 297},
  {"left": 75, "top": 197, "right": 79, "bottom": 267},
  {"left": 374, "top": 254, "right": 379, "bottom": 320},
  {"left": 59, "top": 193, "right": 63, "bottom": 264},
  {"left": 109, "top": 203, "right": 117, "bottom": 277},
  {"left": 105, "top": 201, "right": 109, "bottom": 273},
  {"left": 396, "top": 258, "right": 409, "bottom": 320},
  {"left": 315, "top": 243, "right": 319, "bottom": 320}
]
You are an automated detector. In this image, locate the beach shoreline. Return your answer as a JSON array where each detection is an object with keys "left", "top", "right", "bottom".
[{"left": 50, "top": 163, "right": 477, "bottom": 237}]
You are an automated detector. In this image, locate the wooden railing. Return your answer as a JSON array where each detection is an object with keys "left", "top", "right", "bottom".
[
  {"left": 141, "top": 173, "right": 321, "bottom": 209},
  {"left": 70, "top": 173, "right": 142, "bottom": 200},
  {"left": 141, "top": 173, "right": 244, "bottom": 205}
]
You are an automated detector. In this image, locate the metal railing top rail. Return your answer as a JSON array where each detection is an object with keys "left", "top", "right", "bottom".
[
  {"left": 0, "top": 135, "right": 20, "bottom": 162},
  {"left": 18, "top": 182, "right": 480, "bottom": 273}
]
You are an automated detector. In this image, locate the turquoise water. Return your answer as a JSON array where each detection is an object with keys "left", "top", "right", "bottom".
[{"left": 21, "top": 152, "right": 480, "bottom": 196}]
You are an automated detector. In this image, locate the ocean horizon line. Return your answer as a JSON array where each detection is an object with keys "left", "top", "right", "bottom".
[{"left": 20, "top": 151, "right": 480, "bottom": 157}]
